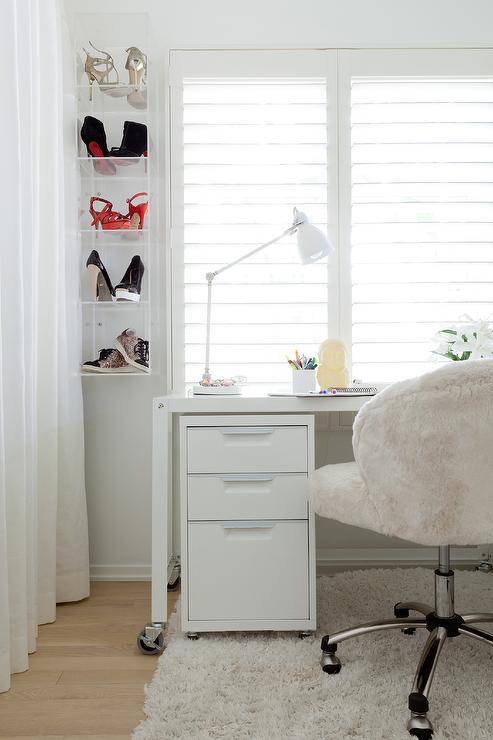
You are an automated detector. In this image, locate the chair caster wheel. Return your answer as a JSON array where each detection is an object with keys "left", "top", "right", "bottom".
[
  {"left": 402, "top": 627, "right": 417, "bottom": 635},
  {"left": 394, "top": 603, "right": 410, "bottom": 619},
  {"left": 187, "top": 632, "right": 200, "bottom": 640},
  {"left": 321, "top": 651, "right": 342, "bottom": 674},
  {"left": 322, "top": 663, "right": 341, "bottom": 675},
  {"left": 137, "top": 630, "right": 165, "bottom": 655},
  {"left": 408, "top": 713, "right": 433, "bottom": 739},
  {"left": 409, "top": 730, "right": 433, "bottom": 739}
]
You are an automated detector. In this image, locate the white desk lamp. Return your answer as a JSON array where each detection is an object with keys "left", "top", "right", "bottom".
[{"left": 193, "top": 207, "right": 333, "bottom": 395}]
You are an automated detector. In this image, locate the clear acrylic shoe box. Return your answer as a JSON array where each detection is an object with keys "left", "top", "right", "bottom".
[{"left": 72, "top": 13, "right": 159, "bottom": 376}]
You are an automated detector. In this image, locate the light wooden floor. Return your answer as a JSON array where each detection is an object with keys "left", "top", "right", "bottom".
[{"left": 0, "top": 581, "right": 178, "bottom": 739}]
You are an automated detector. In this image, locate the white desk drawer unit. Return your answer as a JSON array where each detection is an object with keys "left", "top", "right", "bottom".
[
  {"left": 180, "top": 414, "right": 316, "bottom": 635},
  {"left": 188, "top": 521, "right": 309, "bottom": 621},
  {"left": 187, "top": 424, "right": 308, "bottom": 474},
  {"left": 187, "top": 473, "right": 308, "bottom": 521}
]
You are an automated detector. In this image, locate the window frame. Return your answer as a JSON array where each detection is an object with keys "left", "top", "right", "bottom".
[{"left": 169, "top": 48, "right": 493, "bottom": 391}]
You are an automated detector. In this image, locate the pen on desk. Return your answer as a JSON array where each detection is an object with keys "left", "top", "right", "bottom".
[{"left": 287, "top": 352, "right": 318, "bottom": 370}]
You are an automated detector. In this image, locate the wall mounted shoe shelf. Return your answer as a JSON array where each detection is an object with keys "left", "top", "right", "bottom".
[{"left": 74, "top": 13, "right": 155, "bottom": 377}]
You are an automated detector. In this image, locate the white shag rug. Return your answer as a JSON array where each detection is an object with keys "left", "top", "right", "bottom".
[{"left": 133, "top": 569, "right": 493, "bottom": 739}]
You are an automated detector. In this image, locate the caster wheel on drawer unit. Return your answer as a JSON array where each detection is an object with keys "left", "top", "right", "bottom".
[
  {"left": 167, "top": 576, "right": 181, "bottom": 591},
  {"left": 187, "top": 632, "right": 200, "bottom": 640},
  {"left": 137, "top": 630, "right": 165, "bottom": 655},
  {"left": 298, "top": 631, "right": 312, "bottom": 639}
]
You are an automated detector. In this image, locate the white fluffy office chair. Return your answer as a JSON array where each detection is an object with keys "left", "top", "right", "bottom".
[{"left": 310, "top": 359, "right": 493, "bottom": 739}]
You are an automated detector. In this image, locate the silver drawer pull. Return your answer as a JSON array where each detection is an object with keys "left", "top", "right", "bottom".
[
  {"left": 220, "top": 427, "right": 275, "bottom": 436},
  {"left": 220, "top": 474, "right": 274, "bottom": 482},
  {"left": 222, "top": 521, "right": 275, "bottom": 529}
]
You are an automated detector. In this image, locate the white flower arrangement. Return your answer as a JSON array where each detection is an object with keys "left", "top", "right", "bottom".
[{"left": 432, "top": 317, "right": 493, "bottom": 361}]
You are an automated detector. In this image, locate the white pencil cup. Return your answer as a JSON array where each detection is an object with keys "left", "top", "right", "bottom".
[{"left": 292, "top": 369, "right": 317, "bottom": 394}]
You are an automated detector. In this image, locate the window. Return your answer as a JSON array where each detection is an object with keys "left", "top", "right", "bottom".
[
  {"left": 171, "top": 50, "right": 493, "bottom": 388},
  {"left": 170, "top": 51, "right": 335, "bottom": 391},
  {"left": 350, "top": 77, "right": 493, "bottom": 381}
]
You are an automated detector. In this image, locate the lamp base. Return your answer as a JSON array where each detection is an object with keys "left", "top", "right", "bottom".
[{"left": 193, "top": 384, "right": 242, "bottom": 395}]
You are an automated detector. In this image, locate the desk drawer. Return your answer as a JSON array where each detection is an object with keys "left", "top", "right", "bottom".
[
  {"left": 188, "top": 473, "right": 308, "bottom": 521},
  {"left": 187, "top": 425, "right": 308, "bottom": 474},
  {"left": 188, "top": 520, "right": 309, "bottom": 621}
]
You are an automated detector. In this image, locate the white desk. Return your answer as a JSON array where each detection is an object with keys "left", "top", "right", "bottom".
[{"left": 148, "top": 392, "right": 370, "bottom": 641}]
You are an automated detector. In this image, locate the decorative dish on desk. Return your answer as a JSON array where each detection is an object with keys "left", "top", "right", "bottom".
[{"left": 192, "top": 375, "right": 247, "bottom": 395}]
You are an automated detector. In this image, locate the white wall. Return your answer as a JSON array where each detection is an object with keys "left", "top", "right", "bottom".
[
  {"left": 64, "top": 0, "right": 492, "bottom": 578},
  {"left": 66, "top": 0, "right": 493, "bottom": 49}
]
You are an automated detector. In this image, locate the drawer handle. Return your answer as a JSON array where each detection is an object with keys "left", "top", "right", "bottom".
[
  {"left": 220, "top": 427, "right": 275, "bottom": 436},
  {"left": 220, "top": 474, "right": 275, "bottom": 482},
  {"left": 222, "top": 521, "right": 275, "bottom": 529}
]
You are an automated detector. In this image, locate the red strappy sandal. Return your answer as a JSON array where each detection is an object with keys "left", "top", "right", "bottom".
[
  {"left": 89, "top": 196, "right": 133, "bottom": 230},
  {"left": 126, "top": 192, "right": 148, "bottom": 230}
]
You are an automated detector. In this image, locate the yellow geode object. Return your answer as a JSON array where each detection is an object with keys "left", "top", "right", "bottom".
[{"left": 317, "top": 339, "right": 349, "bottom": 388}]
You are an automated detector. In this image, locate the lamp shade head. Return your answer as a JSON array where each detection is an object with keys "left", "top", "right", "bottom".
[{"left": 293, "top": 207, "right": 333, "bottom": 264}]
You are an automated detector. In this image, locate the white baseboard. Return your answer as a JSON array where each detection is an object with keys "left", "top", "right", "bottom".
[
  {"left": 90, "top": 547, "right": 481, "bottom": 581},
  {"left": 316, "top": 546, "right": 480, "bottom": 568},
  {"left": 90, "top": 564, "right": 152, "bottom": 581}
]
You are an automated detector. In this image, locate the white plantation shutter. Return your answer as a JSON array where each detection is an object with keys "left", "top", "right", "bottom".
[
  {"left": 346, "top": 62, "right": 493, "bottom": 381},
  {"left": 172, "top": 50, "right": 493, "bottom": 389},
  {"left": 170, "top": 51, "right": 334, "bottom": 391}
]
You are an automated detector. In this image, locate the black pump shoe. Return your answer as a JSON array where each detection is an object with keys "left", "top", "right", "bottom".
[
  {"left": 110, "top": 121, "right": 147, "bottom": 159},
  {"left": 86, "top": 250, "right": 115, "bottom": 301},
  {"left": 115, "top": 255, "right": 145, "bottom": 302},
  {"left": 80, "top": 116, "right": 116, "bottom": 175}
]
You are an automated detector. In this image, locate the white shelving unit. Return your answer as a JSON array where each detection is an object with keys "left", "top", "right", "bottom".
[{"left": 73, "top": 13, "right": 156, "bottom": 376}]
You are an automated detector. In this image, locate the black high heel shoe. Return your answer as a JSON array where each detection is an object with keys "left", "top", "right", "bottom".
[
  {"left": 115, "top": 255, "right": 145, "bottom": 302},
  {"left": 86, "top": 250, "right": 115, "bottom": 301},
  {"left": 110, "top": 121, "right": 147, "bottom": 160},
  {"left": 80, "top": 116, "right": 116, "bottom": 175}
]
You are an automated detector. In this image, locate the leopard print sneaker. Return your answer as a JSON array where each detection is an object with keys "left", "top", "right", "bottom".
[
  {"left": 116, "top": 328, "right": 150, "bottom": 372},
  {"left": 81, "top": 348, "right": 134, "bottom": 373}
]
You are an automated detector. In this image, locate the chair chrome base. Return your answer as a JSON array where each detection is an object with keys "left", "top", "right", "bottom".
[{"left": 320, "top": 547, "right": 493, "bottom": 738}]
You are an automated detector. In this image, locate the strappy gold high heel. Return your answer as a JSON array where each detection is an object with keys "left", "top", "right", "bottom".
[
  {"left": 125, "top": 47, "right": 147, "bottom": 86},
  {"left": 125, "top": 47, "right": 147, "bottom": 110},
  {"left": 83, "top": 41, "right": 122, "bottom": 101}
]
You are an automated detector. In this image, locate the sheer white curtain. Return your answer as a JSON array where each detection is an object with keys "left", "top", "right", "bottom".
[{"left": 0, "top": 0, "right": 89, "bottom": 693}]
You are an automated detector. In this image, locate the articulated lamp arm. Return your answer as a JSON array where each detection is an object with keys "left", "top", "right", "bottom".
[
  {"left": 202, "top": 224, "right": 297, "bottom": 384},
  {"left": 200, "top": 206, "right": 331, "bottom": 386}
]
